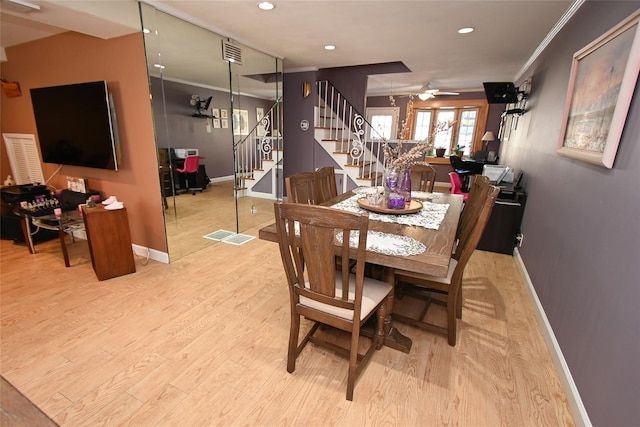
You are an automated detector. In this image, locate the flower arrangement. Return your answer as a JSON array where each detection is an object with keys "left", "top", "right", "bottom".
[{"left": 383, "top": 95, "right": 456, "bottom": 170}]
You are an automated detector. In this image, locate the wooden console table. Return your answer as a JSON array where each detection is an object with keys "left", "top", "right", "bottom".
[{"left": 81, "top": 205, "right": 135, "bottom": 280}]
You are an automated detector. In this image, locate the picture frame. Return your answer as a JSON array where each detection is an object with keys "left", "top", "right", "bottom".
[
  {"left": 557, "top": 10, "right": 640, "bottom": 168},
  {"left": 256, "top": 107, "right": 265, "bottom": 137},
  {"left": 211, "top": 108, "right": 220, "bottom": 119},
  {"left": 221, "top": 118, "right": 228, "bottom": 129},
  {"left": 213, "top": 118, "right": 221, "bottom": 129},
  {"left": 233, "top": 109, "right": 249, "bottom": 135},
  {"left": 220, "top": 109, "right": 228, "bottom": 119}
]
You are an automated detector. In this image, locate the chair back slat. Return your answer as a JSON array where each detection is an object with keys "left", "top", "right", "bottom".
[
  {"left": 410, "top": 163, "right": 437, "bottom": 192},
  {"left": 286, "top": 172, "right": 317, "bottom": 204},
  {"left": 314, "top": 166, "right": 338, "bottom": 204}
]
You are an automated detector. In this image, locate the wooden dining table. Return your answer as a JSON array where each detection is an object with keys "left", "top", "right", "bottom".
[{"left": 258, "top": 190, "right": 464, "bottom": 353}]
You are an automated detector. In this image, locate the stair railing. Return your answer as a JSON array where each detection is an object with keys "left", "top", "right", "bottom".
[
  {"left": 316, "top": 80, "right": 386, "bottom": 183},
  {"left": 233, "top": 97, "right": 282, "bottom": 189}
]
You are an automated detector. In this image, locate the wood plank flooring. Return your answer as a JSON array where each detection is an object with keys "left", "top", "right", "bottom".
[{"left": 0, "top": 199, "right": 574, "bottom": 426}]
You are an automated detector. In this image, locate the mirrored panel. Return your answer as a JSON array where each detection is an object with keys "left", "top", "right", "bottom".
[{"left": 139, "top": 3, "right": 283, "bottom": 261}]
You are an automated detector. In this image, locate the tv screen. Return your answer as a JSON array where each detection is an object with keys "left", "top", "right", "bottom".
[
  {"left": 30, "top": 81, "right": 120, "bottom": 170},
  {"left": 483, "top": 82, "right": 519, "bottom": 104}
]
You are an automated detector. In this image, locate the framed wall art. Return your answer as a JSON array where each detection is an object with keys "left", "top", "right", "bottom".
[
  {"left": 557, "top": 10, "right": 640, "bottom": 168},
  {"left": 232, "top": 109, "right": 249, "bottom": 135}
]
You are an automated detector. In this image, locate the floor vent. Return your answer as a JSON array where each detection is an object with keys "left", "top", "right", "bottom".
[{"left": 203, "top": 229, "right": 254, "bottom": 246}]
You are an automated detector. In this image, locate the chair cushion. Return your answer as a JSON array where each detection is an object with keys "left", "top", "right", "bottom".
[
  {"left": 398, "top": 258, "right": 458, "bottom": 285},
  {"left": 300, "top": 274, "right": 392, "bottom": 321}
]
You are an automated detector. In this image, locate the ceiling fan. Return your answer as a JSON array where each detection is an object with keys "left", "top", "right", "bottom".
[{"left": 416, "top": 83, "right": 459, "bottom": 100}]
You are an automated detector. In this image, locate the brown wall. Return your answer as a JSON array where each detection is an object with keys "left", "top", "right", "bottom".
[{"left": 0, "top": 32, "right": 167, "bottom": 253}]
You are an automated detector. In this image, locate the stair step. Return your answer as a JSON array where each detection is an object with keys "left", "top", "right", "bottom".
[{"left": 345, "top": 161, "right": 374, "bottom": 168}]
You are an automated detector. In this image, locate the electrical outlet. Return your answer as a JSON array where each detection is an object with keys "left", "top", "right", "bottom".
[
  {"left": 516, "top": 233, "right": 524, "bottom": 247},
  {"left": 250, "top": 205, "right": 257, "bottom": 214}
]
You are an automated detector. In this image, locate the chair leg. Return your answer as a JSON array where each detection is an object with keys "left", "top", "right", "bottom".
[
  {"left": 447, "top": 290, "right": 458, "bottom": 346},
  {"left": 287, "top": 313, "right": 300, "bottom": 373},
  {"left": 346, "top": 326, "right": 359, "bottom": 401}
]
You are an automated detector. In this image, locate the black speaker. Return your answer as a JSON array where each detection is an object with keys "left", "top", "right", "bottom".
[{"left": 483, "top": 82, "right": 519, "bottom": 104}]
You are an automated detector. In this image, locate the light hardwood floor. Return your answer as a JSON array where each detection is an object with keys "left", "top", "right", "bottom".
[
  {"left": 164, "top": 180, "right": 276, "bottom": 261},
  {"left": 0, "top": 202, "right": 574, "bottom": 426}
]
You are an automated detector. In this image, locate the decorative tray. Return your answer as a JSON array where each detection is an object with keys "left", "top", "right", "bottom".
[{"left": 357, "top": 198, "right": 423, "bottom": 215}]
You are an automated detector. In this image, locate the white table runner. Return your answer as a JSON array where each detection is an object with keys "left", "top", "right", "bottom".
[{"left": 331, "top": 194, "right": 449, "bottom": 230}]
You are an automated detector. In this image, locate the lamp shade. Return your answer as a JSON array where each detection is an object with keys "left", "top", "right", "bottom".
[{"left": 481, "top": 131, "right": 496, "bottom": 141}]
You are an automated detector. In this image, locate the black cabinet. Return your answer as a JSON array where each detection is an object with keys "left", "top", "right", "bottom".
[{"left": 477, "top": 184, "right": 526, "bottom": 255}]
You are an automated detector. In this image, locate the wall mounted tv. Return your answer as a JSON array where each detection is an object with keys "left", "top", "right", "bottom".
[
  {"left": 30, "top": 80, "right": 121, "bottom": 170},
  {"left": 483, "top": 82, "right": 520, "bottom": 104}
]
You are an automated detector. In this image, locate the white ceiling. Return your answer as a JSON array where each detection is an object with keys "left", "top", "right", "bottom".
[{"left": 1, "top": 0, "right": 579, "bottom": 96}]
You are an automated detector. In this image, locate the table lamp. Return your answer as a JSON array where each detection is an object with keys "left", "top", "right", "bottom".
[{"left": 481, "top": 131, "right": 496, "bottom": 150}]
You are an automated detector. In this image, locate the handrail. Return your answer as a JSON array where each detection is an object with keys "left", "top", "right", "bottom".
[{"left": 316, "top": 80, "right": 386, "bottom": 183}]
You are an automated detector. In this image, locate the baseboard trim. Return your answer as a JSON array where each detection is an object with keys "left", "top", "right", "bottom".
[
  {"left": 513, "top": 248, "right": 591, "bottom": 427},
  {"left": 132, "top": 244, "right": 169, "bottom": 264}
]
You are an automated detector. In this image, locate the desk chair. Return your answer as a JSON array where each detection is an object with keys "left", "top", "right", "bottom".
[
  {"left": 392, "top": 186, "right": 499, "bottom": 346},
  {"left": 449, "top": 172, "right": 468, "bottom": 201},
  {"left": 175, "top": 155, "right": 203, "bottom": 195},
  {"left": 449, "top": 155, "right": 483, "bottom": 191},
  {"left": 274, "top": 202, "right": 392, "bottom": 400}
]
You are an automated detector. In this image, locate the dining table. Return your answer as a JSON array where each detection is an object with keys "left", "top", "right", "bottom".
[{"left": 258, "top": 188, "right": 464, "bottom": 353}]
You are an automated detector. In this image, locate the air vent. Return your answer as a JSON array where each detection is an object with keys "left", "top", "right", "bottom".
[{"left": 222, "top": 40, "right": 243, "bottom": 65}]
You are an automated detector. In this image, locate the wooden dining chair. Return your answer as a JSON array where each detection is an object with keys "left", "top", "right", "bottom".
[
  {"left": 410, "top": 163, "right": 437, "bottom": 192},
  {"left": 285, "top": 172, "right": 317, "bottom": 204},
  {"left": 314, "top": 166, "right": 338, "bottom": 204},
  {"left": 273, "top": 202, "right": 392, "bottom": 400},
  {"left": 392, "top": 185, "right": 500, "bottom": 346},
  {"left": 457, "top": 175, "right": 491, "bottom": 243}
]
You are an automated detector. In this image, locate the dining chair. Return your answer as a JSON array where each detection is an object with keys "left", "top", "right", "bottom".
[
  {"left": 273, "top": 202, "right": 392, "bottom": 400},
  {"left": 449, "top": 172, "right": 469, "bottom": 201},
  {"left": 285, "top": 172, "right": 317, "bottom": 204},
  {"left": 410, "top": 163, "right": 437, "bottom": 192},
  {"left": 392, "top": 185, "right": 499, "bottom": 346},
  {"left": 457, "top": 175, "right": 491, "bottom": 243},
  {"left": 314, "top": 166, "right": 338, "bottom": 204}
]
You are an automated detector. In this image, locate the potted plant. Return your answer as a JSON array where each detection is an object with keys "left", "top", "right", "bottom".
[
  {"left": 435, "top": 147, "right": 446, "bottom": 157},
  {"left": 453, "top": 144, "right": 465, "bottom": 157}
]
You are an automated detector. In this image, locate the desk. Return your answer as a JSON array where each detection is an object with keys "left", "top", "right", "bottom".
[{"left": 259, "top": 191, "right": 464, "bottom": 352}]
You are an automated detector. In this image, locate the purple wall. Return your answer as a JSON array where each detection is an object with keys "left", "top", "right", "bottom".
[
  {"left": 150, "top": 78, "right": 273, "bottom": 179},
  {"left": 499, "top": 3, "right": 640, "bottom": 425}
]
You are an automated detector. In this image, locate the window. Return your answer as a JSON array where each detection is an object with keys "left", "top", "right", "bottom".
[
  {"left": 408, "top": 99, "right": 488, "bottom": 156},
  {"left": 366, "top": 107, "right": 399, "bottom": 140}
]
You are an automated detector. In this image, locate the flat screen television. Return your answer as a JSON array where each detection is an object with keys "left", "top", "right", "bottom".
[
  {"left": 483, "top": 82, "right": 519, "bottom": 104},
  {"left": 30, "top": 81, "right": 121, "bottom": 170}
]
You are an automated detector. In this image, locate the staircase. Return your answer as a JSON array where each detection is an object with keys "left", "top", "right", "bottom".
[{"left": 314, "top": 80, "right": 386, "bottom": 190}]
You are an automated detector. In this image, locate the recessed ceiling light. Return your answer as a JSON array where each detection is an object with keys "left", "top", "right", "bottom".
[
  {"left": 143, "top": 28, "right": 151, "bottom": 34},
  {"left": 324, "top": 45, "right": 336, "bottom": 51},
  {"left": 458, "top": 27, "right": 474, "bottom": 34},
  {"left": 258, "top": 2, "right": 274, "bottom": 10},
  {"left": 153, "top": 63, "right": 165, "bottom": 69}
]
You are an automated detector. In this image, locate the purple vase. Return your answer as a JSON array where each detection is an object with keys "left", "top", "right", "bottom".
[{"left": 400, "top": 168, "right": 411, "bottom": 205}]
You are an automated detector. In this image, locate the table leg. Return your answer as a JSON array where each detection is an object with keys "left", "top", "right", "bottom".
[
  {"left": 381, "top": 267, "right": 412, "bottom": 353},
  {"left": 20, "top": 217, "right": 35, "bottom": 254},
  {"left": 58, "top": 228, "right": 70, "bottom": 267}
]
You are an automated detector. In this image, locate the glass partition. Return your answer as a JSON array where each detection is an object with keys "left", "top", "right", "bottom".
[{"left": 139, "top": 3, "right": 283, "bottom": 261}]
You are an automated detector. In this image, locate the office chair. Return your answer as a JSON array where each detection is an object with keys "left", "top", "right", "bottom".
[
  {"left": 449, "top": 155, "right": 483, "bottom": 191},
  {"left": 175, "top": 155, "right": 203, "bottom": 195},
  {"left": 449, "top": 172, "right": 468, "bottom": 201}
]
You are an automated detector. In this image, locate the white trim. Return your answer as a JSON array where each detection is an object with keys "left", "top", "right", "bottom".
[
  {"left": 516, "top": 0, "right": 586, "bottom": 81},
  {"left": 132, "top": 244, "right": 169, "bottom": 264},
  {"left": 513, "top": 248, "right": 591, "bottom": 427}
]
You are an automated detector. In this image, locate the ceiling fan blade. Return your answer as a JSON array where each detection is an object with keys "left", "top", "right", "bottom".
[{"left": 435, "top": 91, "right": 459, "bottom": 96}]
